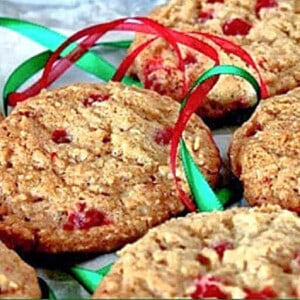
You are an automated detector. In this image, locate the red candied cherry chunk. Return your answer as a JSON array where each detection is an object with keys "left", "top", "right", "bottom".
[
  {"left": 191, "top": 275, "right": 229, "bottom": 299},
  {"left": 154, "top": 127, "right": 173, "bottom": 146},
  {"left": 199, "top": 9, "right": 214, "bottom": 23},
  {"left": 211, "top": 241, "right": 234, "bottom": 259},
  {"left": 144, "top": 58, "right": 165, "bottom": 75},
  {"left": 245, "top": 286, "right": 277, "bottom": 299},
  {"left": 207, "top": 0, "right": 224, "bottom": 3},
  {"left": 82, "top": 93, "right": 109, "bottom": 106},
  {"left": 262, "top": 177, "right": 272, "bottom": 185},
  {"left": 197, "top": 254, "right": 211, "bottom": 266},
  {"left": 222, "top": 18, "right": 252, "bottom": 36},
  {"left": 50, "top": 152, "right": 57, "bottom": 160},
  {"left": 51, "top": 129, "right": 71, "bottom": 144},
  {"left": 143, "top": 58, "right": 173, "bottom": 94},
  {"left": 184, "top": 51, "right": 197, "bottom": 65},
  {"left": 255, "top": 0, "right": 278, "bottom": 16},
  {"left": 63, "top": 202, "right": 111, "bottom": 230}
]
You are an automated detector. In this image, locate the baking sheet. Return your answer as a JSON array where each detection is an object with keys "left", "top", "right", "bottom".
[{"left": 0, "top": 1, "right": 245, "bottom": 298}]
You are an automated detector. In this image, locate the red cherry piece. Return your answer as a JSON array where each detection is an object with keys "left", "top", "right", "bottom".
[
  {"left": 154, "top": 127, "right": 173, "bottom": 146},
  {"left": 255, "top": 0, "right": 278, "bottom": 16},
  {"left": 82, "top": 93, "right": 109, "bottom": 106},
  {"left": 19, "top": 111, "right": 35, "bottom": 118},
  {"left": 245, "top": 286, "right": 277, "bottom": 299},
  {"left": 198, "top": 9, "right": 214, "bottom": 22},
  {"left": 184, "top": 51, "right": 197, "bottom": 65},
  {"left": 144, "top": 58, "right": 165, "bottom": 75},
  {"left": 191, "top": 275, "right": 229, "bottom": 299},
  {"left": 211, "top": 241, "right": 234, "bottom": 259},
  {"left": 207, "top": 0, "right": 224, "bottom": 3},
  {"left": 144, "top": 58, "right": 165, "bottom": 79},
  {"left": 143, "top": 58, "right": 173, "bottom": 94},
  {"left": 262, "top": 177, "right": 272, "bottom": 185},
  {"left": 50, "top": 152, "right": 57, "bottom": 160},
  {"left": 51, "top": 129, "right": 71, "bottom": 144},
  {"left": 197, "top": 254, "right": 211, "bottom": 266},
  {"left": 222, "top": 18, "right": 252, "bottom": 36},
  {"left": 63, "top": 202, "right": 111, "bottom": 230}
]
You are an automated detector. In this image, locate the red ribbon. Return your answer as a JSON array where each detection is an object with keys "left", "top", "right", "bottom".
[
  {"left": 112, "top": 36, "right": 157, "bottom": 82},
  {"left": 9, "top": 18, "right": 222, "bottom": 106},
  {"left": 7, "top": 17, "right": 268, "bottom": 212},
  {"left": 170, "top": 77, "right": 219, "bottom": 211}
]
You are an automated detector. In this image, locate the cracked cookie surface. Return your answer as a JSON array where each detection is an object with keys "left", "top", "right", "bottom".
[
  {"left": 0, "top": 82, "right": 220, "bottom": 253},
  {"left": 0, "top": 240, "right": 41, "bottom": 298},
  {"left": 229, "top": 87, "right": 300, "bottom": 211},
  {"left": 129, "top": 0, "right": 300, "bottom": 118},
  {"left": 94, "top": 205, "right": 300, "bottom": 299}
]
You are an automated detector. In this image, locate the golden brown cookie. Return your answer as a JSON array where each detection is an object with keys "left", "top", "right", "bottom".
[
  {"left": 94, "top": 205, "right": 300, "bottom": 299},
  {"left": 0, "top": 240, "right": 41, "bottom": 298},
  {"left": 0, "top": 82, "right": 220, "bottom": 253},
  {"left": 229, "top": 87, "right": 300, "bottom": 211},
  {"left": 129, "top": 0, "right": 300, "bottom": 118}
]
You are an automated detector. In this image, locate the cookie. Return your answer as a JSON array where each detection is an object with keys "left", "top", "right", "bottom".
[
  {"left": 129, "top": 0, "right": 300, "bottom": 118},
  {"left": 0, "top": 82, "right": 220, "bottom": 253},
  {"left": 0, "top": 240, "right": 41, "bottom": 298},
  {"left": 229, "top": 87, "right": 300, "bottom": 212},
  {"left": 94, "top": 205, "right": 300, "bottom": 299}
]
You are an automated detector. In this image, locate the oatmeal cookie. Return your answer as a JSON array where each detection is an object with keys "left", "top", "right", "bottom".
[
  {"left": 129, "top": 0, "right": 300, "bottom": 118},
  {"left": 94, "top": 205, "right": 300, "bottom": 299},
  {"left": 0, "top": 82, "right": 220, "bottom": 253},
  {"left": 0, "top": 240, "right": 41, "bottom": 298},
  {"left": 229, "top": 88, "right": 300, "bottom": 211}
]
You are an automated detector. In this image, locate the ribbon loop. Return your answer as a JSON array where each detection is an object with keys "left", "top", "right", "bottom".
[{"left": 174, "top": 65, "right": 262, "bottom": 212}]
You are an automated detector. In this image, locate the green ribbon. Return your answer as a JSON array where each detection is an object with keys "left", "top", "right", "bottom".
[
  {"left": 180, "top": 139, "right": 223, "bottom": 211},
  {"left": 70, "top": 263, "right": 113, "bottom": 294},
  {"left": 180, "top": 65, "right": 261, "bottom": 211}
]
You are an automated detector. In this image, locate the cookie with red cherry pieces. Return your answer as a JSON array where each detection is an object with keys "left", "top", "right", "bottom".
[
  {"left": 129, "top": 0, "right": 300, "bottom": 118},
  {"left": 229, "top": 87, "right": 300, "bottom": 212},
  {"left": 0, "top": 240, "right": 41, "bottom": 298},
  {"left": 0, "top": 82, "right": 221, "bottom": 253},
  {"left": 94, "top": 205, "right": 300, "bottom": 299}
]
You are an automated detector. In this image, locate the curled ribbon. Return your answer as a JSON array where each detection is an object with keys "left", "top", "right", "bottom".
[
  {"left": 174, "top": 65, "right": 261, "bottom": 212},
  {"left": 2, "top": 17, "right": 265, "bottom": 213}
]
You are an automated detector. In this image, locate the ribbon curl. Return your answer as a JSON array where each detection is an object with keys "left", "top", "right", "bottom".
[
  {"left": 2, "top": 17, "right": 266, "bottom": 212},
  {"left": 175, "top": 65, "right": 261, "bottom": 212}
]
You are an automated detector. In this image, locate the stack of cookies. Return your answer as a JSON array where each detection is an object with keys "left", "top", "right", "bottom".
[{"left": 0, "top": 0, "right": 299, "bottom": 298}]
